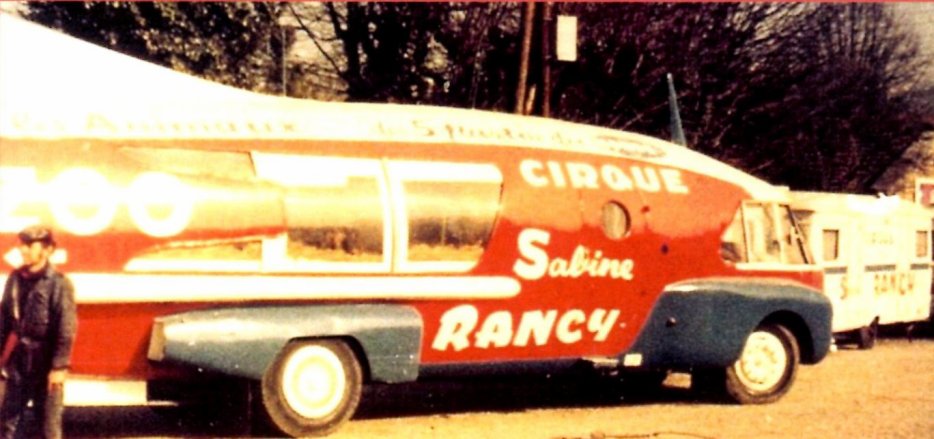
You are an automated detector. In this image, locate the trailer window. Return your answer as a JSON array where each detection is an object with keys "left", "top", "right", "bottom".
[
  {"left": 917, "top": 231, "right": 930, "bottom": 258},
  {"left": 822, "top": 230, "right": 840, "bottom": 262}
]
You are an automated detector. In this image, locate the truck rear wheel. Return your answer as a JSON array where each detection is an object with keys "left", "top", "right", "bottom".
[
  {"left": 724, "top": 323, "right": 799, "bottom": 404},
  {"left": 260, "top": 339, "right": 363, "bottom": 437}
]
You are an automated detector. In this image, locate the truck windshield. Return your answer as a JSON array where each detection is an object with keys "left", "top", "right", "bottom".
[{"left": 720, "top": 202, "right": 811, "bottom": 265}]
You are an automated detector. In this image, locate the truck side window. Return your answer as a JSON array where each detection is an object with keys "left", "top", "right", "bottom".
[
  {"left": 391, "top": 161, "right": 502, "bottom": 272},
  {"left": 283, "top": 173, "right": 384, "bottom": 264},
  {"left": 720, "top": 208, "right": 747, "bottom": 263},
  {"left": 254, "top": 154, "right": 389, "bottom": 272}
]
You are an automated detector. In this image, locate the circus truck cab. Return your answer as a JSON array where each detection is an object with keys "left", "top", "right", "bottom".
[
  {"left": 791, "top": 192, "right": 933, "bottom": 349},
  {"left": 0, "top": 15, "right": 831, "bottom": 437}
]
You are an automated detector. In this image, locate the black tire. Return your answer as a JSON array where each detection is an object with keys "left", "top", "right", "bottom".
[
  {"left": 723, "top": 323, "right": 800, "bottom": 404},
  {"left": 578, "top": 370, "right": 667, "bottom": 403},
  {"left": 690, "top": 367, "right": 727, "bottom": 400},
  {"left": 619, "top": 370, "right": 668, "bottom": 396},
  {"left": 857, "top": 321, "right": 877, "bottom": 350},
  {"left": 259, "top": 339, "right": 363, "bottom": 438}
]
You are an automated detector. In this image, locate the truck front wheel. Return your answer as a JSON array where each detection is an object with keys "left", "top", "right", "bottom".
[
  {"left": 260, "top": 339, "right": 363, "bottom": 437},
  {"left": 724, "top": 323, "right": 799, "bottom": 404},
  {"left": 693, "top": 323, "right": 799, "bottom": 404}
]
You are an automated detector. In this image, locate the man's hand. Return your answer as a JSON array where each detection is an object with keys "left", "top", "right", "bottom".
[{"left": 48, "top": 368, "right": 67, "bottom": 389}]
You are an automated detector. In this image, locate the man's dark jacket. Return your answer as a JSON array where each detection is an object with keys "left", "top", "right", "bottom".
[{"left": 0, "top": 265, "right": 77, "bottom": 371}]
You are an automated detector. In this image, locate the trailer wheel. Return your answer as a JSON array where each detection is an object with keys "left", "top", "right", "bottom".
[
  {"left": 857, "top": 321, "right": 877, "bottom": 350},
  {"left": 723, "top": 323, "right": 799, "bottom": 404},
  {"left": 260, "top": 339, "right": 363, "bottom": 437}
]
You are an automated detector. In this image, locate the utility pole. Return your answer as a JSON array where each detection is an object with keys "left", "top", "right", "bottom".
[
  {"left": 516, "top": 2, "right": 575, "bottom": 118},
  {"left": 281, "top": 24, "right": 288, "bottom": 96},
  {"left": 541, "top": 2, "right": 553, "bottom": 118},
  {"left": 515, "top": 1, "right": 536, "bottom": 115}
]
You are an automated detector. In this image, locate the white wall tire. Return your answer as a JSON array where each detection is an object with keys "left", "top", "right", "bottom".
[
  {"left": 261, "top": 339, "right": 363, "bottom": 437},
  {"left": 724, "top": 323, "right": 799, "bottom": 404}
]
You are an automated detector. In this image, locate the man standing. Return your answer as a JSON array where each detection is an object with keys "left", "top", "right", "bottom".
[{"left": 0, "top": 226, "right": 77, "bottom": 439}]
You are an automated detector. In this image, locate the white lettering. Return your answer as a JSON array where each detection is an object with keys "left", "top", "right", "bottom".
[
  {"left": 588, "top": 309, "right": 620, "bottom": 341},
  {"left": 474, "top": 311, "right": 513, "bottom": 349},
  {"left": 631, "top": 166, "right": 661, "bottom": 192},
  {"left": 601, "top": 164, "right": 634, "bottom": 191},
  {"left": 126, "top": 172, "right": 194, "bottom": 237},
  {"left": 546, "top": 161, "right": 567, "bottom": 188},
  {"left": 47, "top": 168, "right": 118, "bottom": 236},
  {"left": 556, "top": 309, "right": 586, "bottom": 343},
  {"left": 548, "top": 258, "right": 570, "bottom": 277},
  {"left": 565, "top": 162, "right": 599, "bottom": 189},
  {"left": 514, "top": 228, "right": 551, "bottom": 280},
  {"left": 433, "top": 306, "right": 621, "bottom": 352},
  {"left": 615, "top": 259, "right": 635, "bottom": 280},
  {"left": 515, "top": 230, "right": 636, "bottom": 282},
  {"left": 513, "top": 310, "right": 558, "bottom": 347},
  {"left": 0, "top": 167, "right": 193, "bottom": 238},
  {"left": 660, "top": 168, "right": 689, "bottom": 194},
  {"left": 431, "top": 304, "right": 478, "bottom": 352},
  {"left": 519, "top": 159, "right": 549, "bottom": 187},
  {"left": 0, "top": 167, "right": 40, "bottom": 232},
  {"left": 517, "top": 159, "right": 689, "bottom": 194}
]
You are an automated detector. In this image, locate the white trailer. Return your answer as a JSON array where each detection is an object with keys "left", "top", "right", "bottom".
[{"left": 791, "top": 192, "right": 933, "bottom": 348}]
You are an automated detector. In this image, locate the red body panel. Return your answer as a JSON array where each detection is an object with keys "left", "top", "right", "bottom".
[{"left": 1, "top": 138, "right": 821, "bottom": 379}]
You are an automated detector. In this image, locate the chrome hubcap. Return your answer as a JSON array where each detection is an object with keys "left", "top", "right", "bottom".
[
  {"left": 281, "top": 345, "right": 346, "bottom": 419},
  {"left": 734, "top": 330, "right": 788, "bottom": 392}
]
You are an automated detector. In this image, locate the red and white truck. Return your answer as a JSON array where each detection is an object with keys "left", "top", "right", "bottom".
[{"left": 0, "top": 15, "right": 831, "bottom": 437}]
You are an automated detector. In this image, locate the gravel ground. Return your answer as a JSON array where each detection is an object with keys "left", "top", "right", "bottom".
[{"left": 65, "top": 334, "right": 934, "bottom": 438}]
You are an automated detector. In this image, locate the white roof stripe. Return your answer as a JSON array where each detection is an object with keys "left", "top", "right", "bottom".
[{"left": 0, "top": 274, "right": 521, "bottom": 304}]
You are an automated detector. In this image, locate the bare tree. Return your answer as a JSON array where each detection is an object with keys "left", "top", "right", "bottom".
[
  {"left": 550, "top": 3, "right": 931, "bottom": 193},
  {"left": 287, "top": 2, "right": 520, "bottom": 108},
  {"left": 24, "top": 2, "right": 289, "bottom": 93},
  {"left": 286, "top": 3, "right": 448, "bottom": 103},
  {"left": 551, "top": 2, "right": 795, "bottom": 146},
  {"left": 740, "top": 3, "right": 933, "bottom": 191}
]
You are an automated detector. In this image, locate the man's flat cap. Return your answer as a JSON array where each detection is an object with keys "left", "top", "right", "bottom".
[{"left": 18, "top": 225, "right": 55, "bottom": 246}]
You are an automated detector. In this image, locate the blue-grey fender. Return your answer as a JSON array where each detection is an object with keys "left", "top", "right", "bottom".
[
  {"left": 625, "top": 277, "right": 832, "bottom": 369},
  {"left": 147, "top": 304, "right": 423, "bottom": 383}
]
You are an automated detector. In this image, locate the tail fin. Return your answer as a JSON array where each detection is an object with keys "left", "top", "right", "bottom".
[{"left": 667, "top": 73, "right": 687, "bottom": 147}]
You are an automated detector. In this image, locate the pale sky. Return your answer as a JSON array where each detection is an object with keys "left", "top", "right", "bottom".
[{"left": 895, "top": 2, "right": 934, "bottom": 80}]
